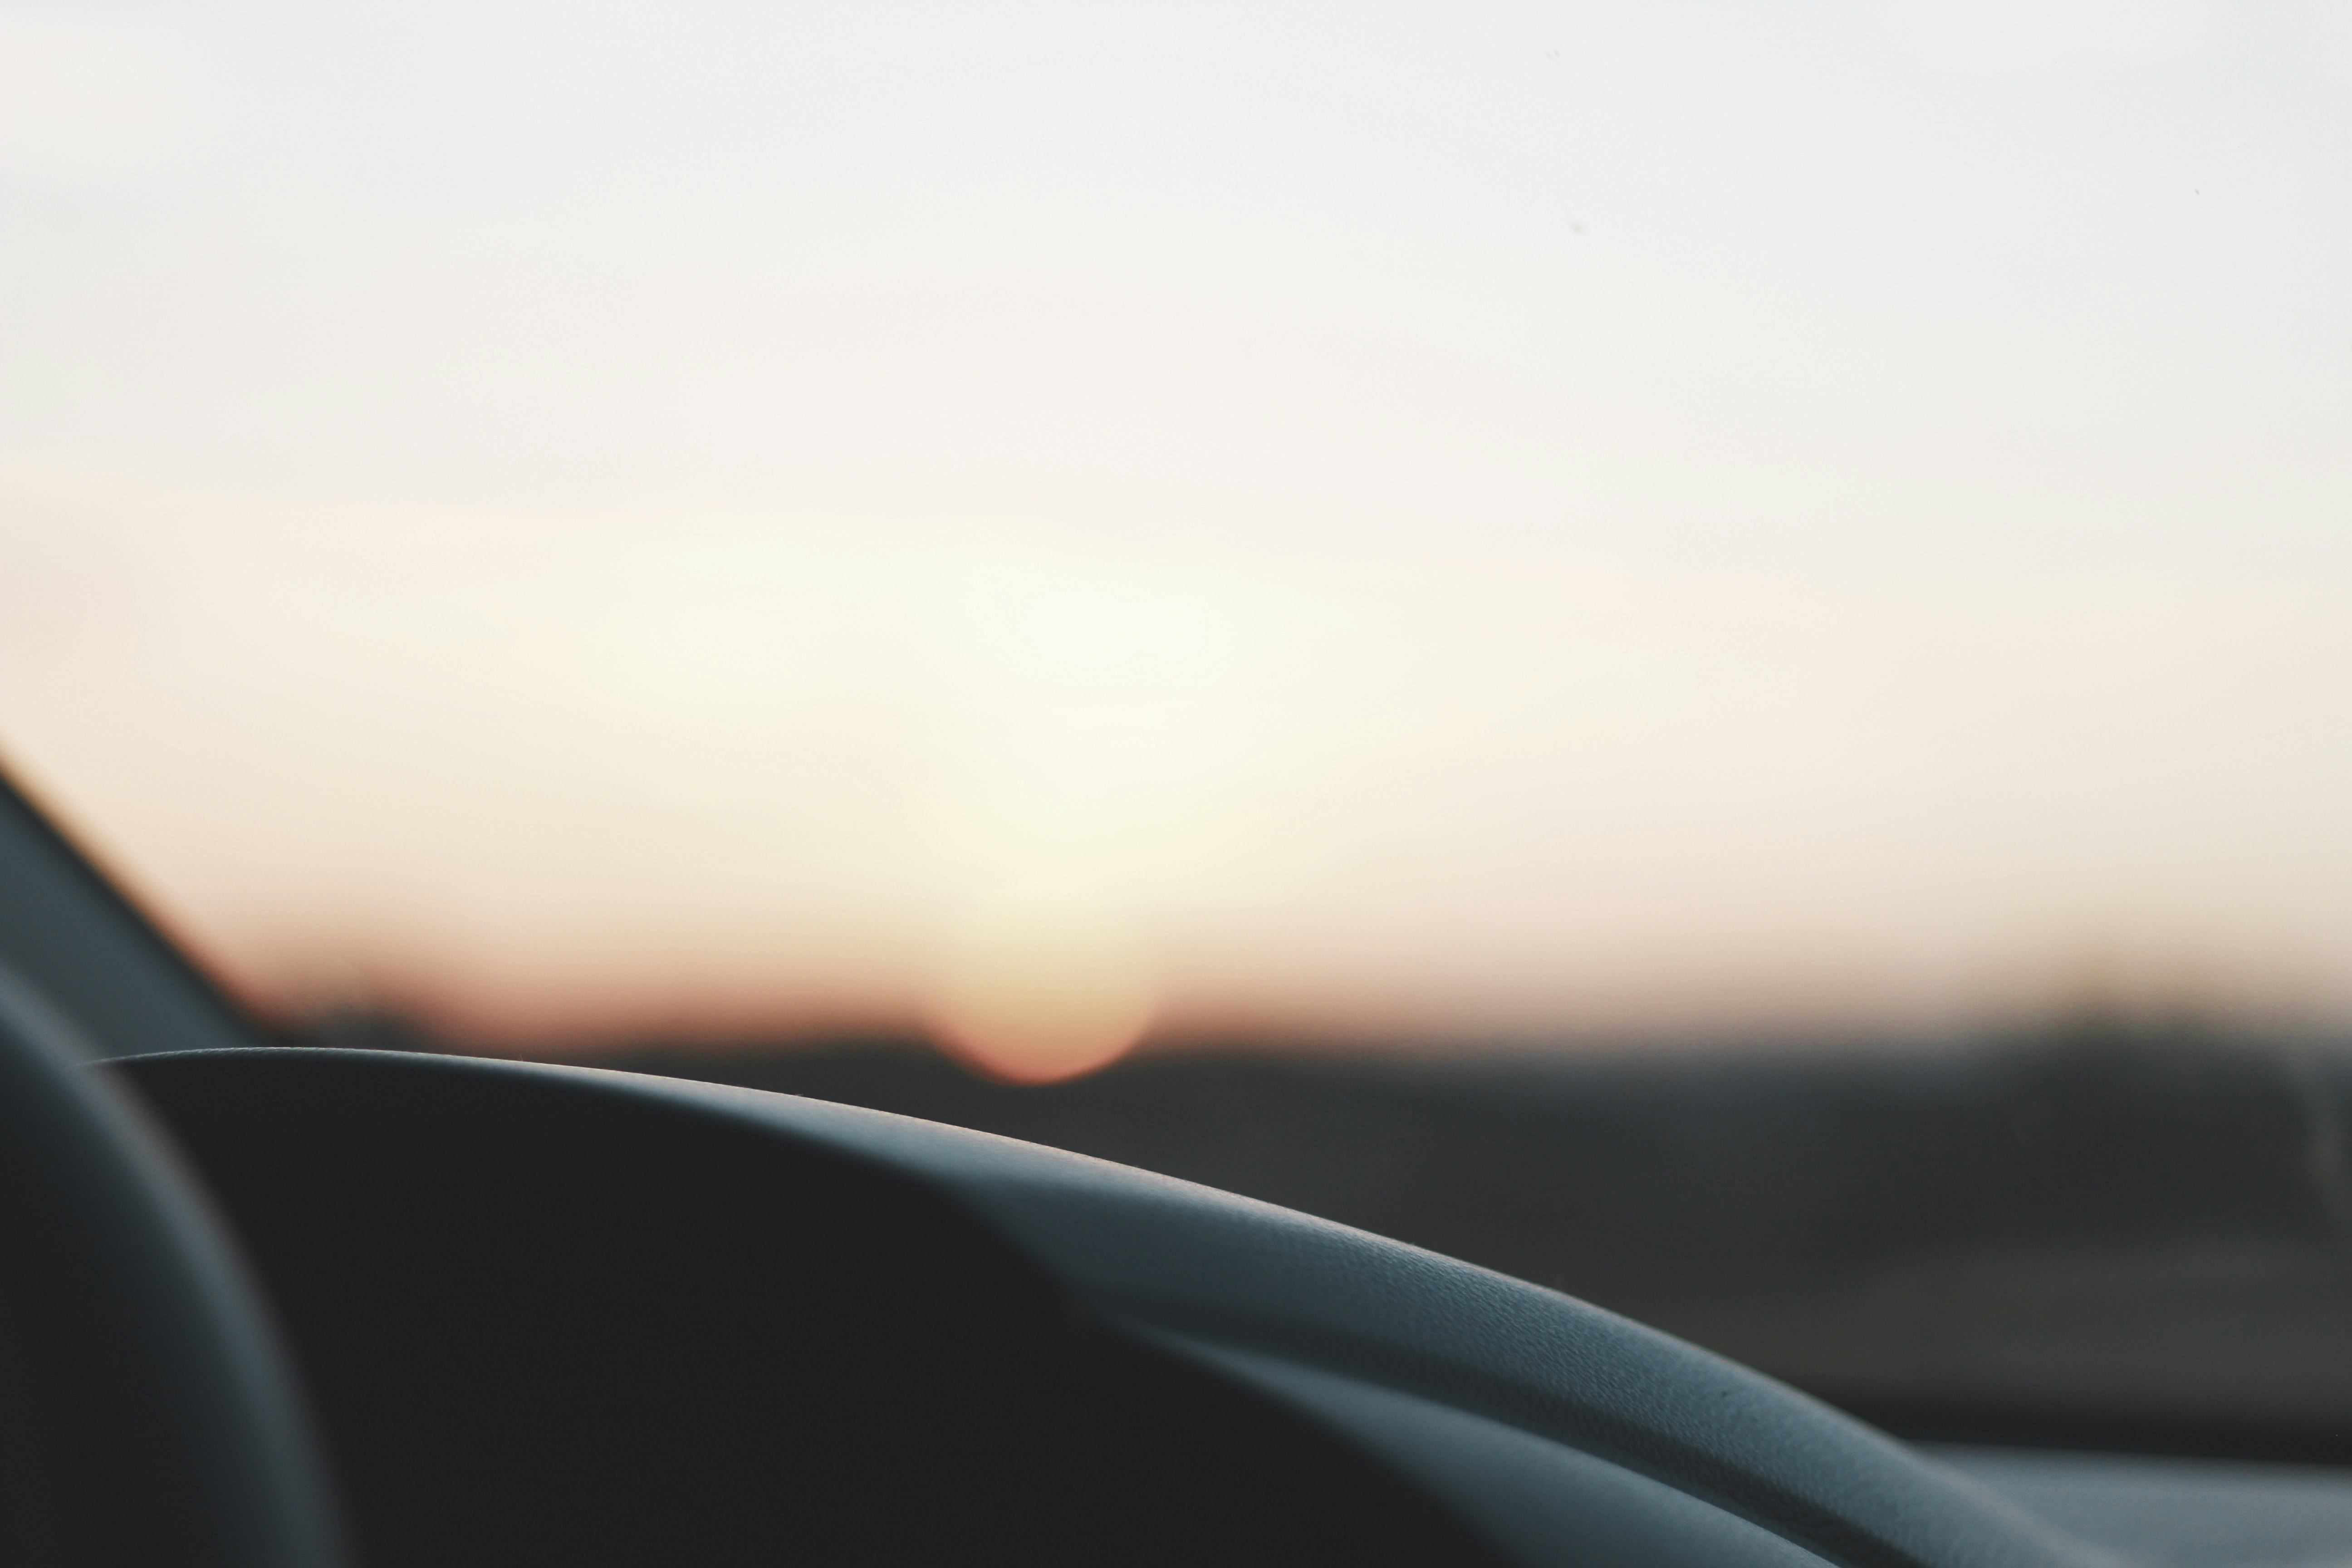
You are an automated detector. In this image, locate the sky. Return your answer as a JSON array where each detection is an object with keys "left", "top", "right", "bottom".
[{"left": 5, "top": 1, "right": 2352, "bottom": 1076}]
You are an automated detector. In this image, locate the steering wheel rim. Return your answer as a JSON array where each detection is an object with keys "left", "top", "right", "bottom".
[
  {"left": 118, "top": 1041, "right": 2107, "bottom": 1568},
  {"left": 0, "top": 966, "right": 348, "bottom": 1568}
]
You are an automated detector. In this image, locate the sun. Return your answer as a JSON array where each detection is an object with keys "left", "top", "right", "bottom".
[{"left": 921, "top": 892, "right": 1157, "bottom": 1084}]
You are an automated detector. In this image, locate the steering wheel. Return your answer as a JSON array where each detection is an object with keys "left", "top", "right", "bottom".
[
  {"left": 5, "top": 930, "right": 2107, "bottom": 1568},
  {"left": 108, "top": 1041, "right": 2108, "bottom": 1568},
  {"left": 0, "top": 970, "right": 347, "bottom": 1568}
]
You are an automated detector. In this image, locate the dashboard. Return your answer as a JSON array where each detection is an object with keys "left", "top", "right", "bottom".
[{"left": 92, "top": 1044, "right": 2350, "bottom": 1568}]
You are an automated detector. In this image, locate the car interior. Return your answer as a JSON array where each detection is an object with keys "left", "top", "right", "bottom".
[
  {"left": 9, "top": 760, "right": 2352, "bottom": 1565},
  {"left": 7, "top": 5, "right": 2352, "bottom": 1565}
]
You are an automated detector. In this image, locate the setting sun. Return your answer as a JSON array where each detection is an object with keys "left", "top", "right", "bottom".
[
  {"left": 5, "top": 2, "right": 2352, "bottom": 1054},
  {"left": 922, "top": 891, "right": 1157, "bottom": 1083}
]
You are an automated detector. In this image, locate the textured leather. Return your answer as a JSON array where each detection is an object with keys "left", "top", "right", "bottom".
[{"left": 120, "top": 1047, "right": 2103, "bottom": 1568}]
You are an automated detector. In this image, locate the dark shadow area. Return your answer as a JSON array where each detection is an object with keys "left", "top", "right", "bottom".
[
  {"left": 285, "top": 1010, "right": 2352, "bottom": 1464},
  {"left": 124, "top": 1051, "right": 1502, "bottom": 1568}
]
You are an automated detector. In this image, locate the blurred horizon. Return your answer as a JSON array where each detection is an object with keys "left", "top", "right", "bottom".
[{"left": 7, "top": 2, "right": 2352, "bottom": 1078}]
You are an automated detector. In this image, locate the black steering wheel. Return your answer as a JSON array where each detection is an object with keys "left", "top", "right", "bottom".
[
  {"left": 108, "top": 1039, "right": 2107, "bottom": 1568},
  {"left": 1, "top": 939, "right": 2105, "bottom": 1568},
  {"left": 0, "top": 969, "right": 347, "bottom": 1568}
]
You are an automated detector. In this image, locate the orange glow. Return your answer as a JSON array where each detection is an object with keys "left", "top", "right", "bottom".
[
  {"left": 921, "top": 895, "right": 1156, "bottom": 1083},
  {"left": 9, "top": 7, "right": 2352, "bottom": 1053}
]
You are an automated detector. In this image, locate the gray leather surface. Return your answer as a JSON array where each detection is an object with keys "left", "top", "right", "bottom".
[
  {"left": 1162, "top": 1335, "right": 1838, "bottom": 1568},
  {"left": 610, "top": 1064, "right": 2102, "bottom": 1568},
  {"left": 1932, "top": 1448, "right": 2352, "bottom": 1568},
  {"left": 129, "top": 1049, "right": 2103, "bottom": 1568}
]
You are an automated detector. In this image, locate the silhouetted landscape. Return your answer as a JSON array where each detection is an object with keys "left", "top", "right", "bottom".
[{"left": 295, "top": 1010, "right": 2352, "bottom": 1458}]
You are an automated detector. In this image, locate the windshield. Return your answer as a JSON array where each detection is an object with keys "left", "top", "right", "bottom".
[{"left": 5, "top": 0, "right": 2349, "bottom": 1455}]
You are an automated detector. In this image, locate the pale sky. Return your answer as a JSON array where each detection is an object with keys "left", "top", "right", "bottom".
[{"left": 5, "top": 2, "right": 2352, "bottom": 1073}]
